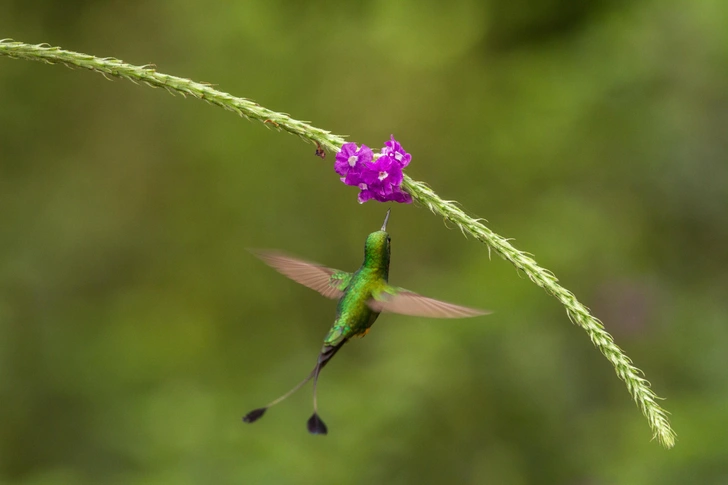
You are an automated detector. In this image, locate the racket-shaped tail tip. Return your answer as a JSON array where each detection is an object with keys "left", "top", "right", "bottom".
[
  {"left": 242, "top": 407, "right": 267, "bottom": 423},
  {"left": 307, "top": 413, "right": 328, "bottom": 435}
]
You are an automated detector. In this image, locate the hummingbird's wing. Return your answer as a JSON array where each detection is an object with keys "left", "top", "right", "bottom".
[
  {"left": 369, "top": 286, "right": 489, "bottom": 318},
  {"left": 251, "top": 250, "right": 352, "bottom": 299}
]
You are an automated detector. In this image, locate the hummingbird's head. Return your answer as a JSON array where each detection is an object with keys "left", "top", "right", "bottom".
[{"left": 363, "top": 210, "right": 391, "bottom": 272}]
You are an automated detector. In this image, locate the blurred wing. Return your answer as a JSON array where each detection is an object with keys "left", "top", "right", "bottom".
[
  {"left": 251, "top": 250, "right": 352, "bottom": 299},
  {"left": 369, "top": 287, "right": 489, "bottom": 318}
]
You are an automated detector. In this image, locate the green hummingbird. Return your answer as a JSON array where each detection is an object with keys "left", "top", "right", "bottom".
[{"left": 243, "top": 209, "right": 489, "bottom": 434}]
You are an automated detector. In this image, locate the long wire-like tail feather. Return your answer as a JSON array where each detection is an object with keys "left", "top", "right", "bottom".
[{"left": 307, "top": 341, "right": 346, "bottom": 435}]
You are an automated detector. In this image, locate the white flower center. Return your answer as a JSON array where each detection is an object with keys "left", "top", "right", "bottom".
[
  {"left": 348, "top": 155, "right": 358, "bottom": 167},
  {"left": 378, "top": 171, "right": 388, "bottom": 181},
  {"left": 359, "top": 183, "right": 368, "bottom": 190},
  {"left": 394, "top": 152, "right": 403, "bottom": 162}
]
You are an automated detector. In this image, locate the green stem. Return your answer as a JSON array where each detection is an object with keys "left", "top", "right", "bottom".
[
  {"left": 0, "top": 39, "right": 675, "bottom": 448},
  {"left": 403, "top": 178, "right": 675, "bottom": 448}
]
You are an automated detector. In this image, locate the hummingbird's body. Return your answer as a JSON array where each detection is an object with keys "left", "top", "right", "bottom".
[
  {"left": 324, "top": 230, "right": 389, "bottom": 347},
  {"left": 243, "top": 210, "right": 488, "bottom": 434}
]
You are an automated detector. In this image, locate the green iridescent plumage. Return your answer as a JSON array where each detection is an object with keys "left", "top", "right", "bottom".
[{"left": 243, "top": 210, "right": 489, "bottom": 434}]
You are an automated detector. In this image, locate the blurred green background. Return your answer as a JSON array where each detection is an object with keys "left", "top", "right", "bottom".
[{"left": 1, "top": 0, "right": 727, "bottom": 484}]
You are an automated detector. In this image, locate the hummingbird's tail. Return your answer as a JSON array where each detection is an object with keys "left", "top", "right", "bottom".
[
  {"left": 307, "top": 342, "right": 345, "bottom": 435},
  {"left": 242, "top": 340, "right": 347, "bottom": 435}
]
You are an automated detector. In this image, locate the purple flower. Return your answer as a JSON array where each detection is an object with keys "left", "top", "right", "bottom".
[
  {"left": 356, "top": 156, "right": 412, "bottom": 204},
  {"left": 362, "top": 155, "right": 403, "bottom": 188},
  {"left": 357, "top": 184, "right": 377, "bottom": 204},
  {"left": 334, "top": 137, "right": 412, "bottom": 204},
  {"left": 390, "top": 188, "right": 412, "bottom": 203},
  {"left": 381, "top": 135, "right": 411, "bottom": 168},
  {"left": 357, "top": 183, "right": 412, "bottom": 204},
  {"left": 334, "top": 143, "right": 372, "bottom": 184}
]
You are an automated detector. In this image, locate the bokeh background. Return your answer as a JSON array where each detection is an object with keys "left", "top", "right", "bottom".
[{"left": 1, "top": 1, "right": 727, "bottom": 484}]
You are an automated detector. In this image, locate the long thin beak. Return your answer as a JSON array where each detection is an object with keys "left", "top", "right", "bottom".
[{"left": 381, "top": 209, "right": 391, "bottom": 231}]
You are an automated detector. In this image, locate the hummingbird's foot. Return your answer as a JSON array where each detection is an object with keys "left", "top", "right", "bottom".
[
  {"left": 242, "top": 408, "right": 267, "bottom": 423},
  {"left": 307, "top": 413, "right": 328, "bottom": 435}
]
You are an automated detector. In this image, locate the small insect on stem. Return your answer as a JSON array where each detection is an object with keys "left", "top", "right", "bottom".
[
  {"left": 315, "top": 141, "right": 326, "bottom": 159},
  {"left": 263, "top": 119, "right": 280, "bottom": 128}
]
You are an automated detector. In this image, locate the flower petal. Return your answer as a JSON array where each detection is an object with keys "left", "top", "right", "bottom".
[
  {"left": 334, "top": 143, "right": 373, "bottom": 177},
  {"left": 383, "top": 135, "right": 411, "bottom": 168},
  {"left": 391, "top": 187, "right": 413, "bottom": 204},
  {"left": 357, "top": 144, "right": 373, "bottom": 165},
  {"left": 358, "top": 189, "right": 376, "bottom": 204},
  {"left": 344, "top": 170, "right": 364, "bottom": 186}
]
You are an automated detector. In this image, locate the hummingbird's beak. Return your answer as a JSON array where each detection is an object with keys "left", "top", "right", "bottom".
[{"left": 381, "top": 209, "right": 391, "bottom": 231}]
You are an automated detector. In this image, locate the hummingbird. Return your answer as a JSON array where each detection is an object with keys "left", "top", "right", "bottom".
[{"left": 243, "top": 209, "right": 489, "bottom": 434}]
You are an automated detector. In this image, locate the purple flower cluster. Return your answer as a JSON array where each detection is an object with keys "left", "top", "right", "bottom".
[{"left": 334, "top": 136, "right": 412, "bottom": 204}]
